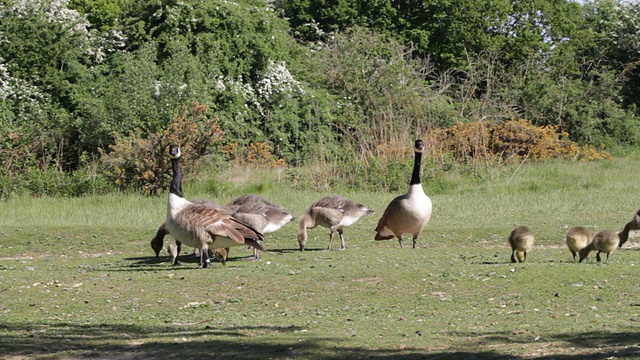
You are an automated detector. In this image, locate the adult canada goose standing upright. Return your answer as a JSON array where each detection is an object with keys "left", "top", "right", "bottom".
[
  {"left": 374, "top": 139, "right": 433, "bottom": 248},
  {"left": 164, "top": 144, "right": 265, "bottom": 268},
  {"left": 618, "top": 209, "right": 640, "bottom": 248},
  {"left": 150, "top": 200, "right": 231, "bottom": 266},
  {"left": 226, "top": 194, "right": 294, "bottom": 260},
  {"left": 298, "top": 195, "right": 374, "bottom": 251}
]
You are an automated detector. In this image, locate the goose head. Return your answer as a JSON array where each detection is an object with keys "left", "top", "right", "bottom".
[
  {"left": 414, "top": 139, "right": 424, "bottom": 153},
  {"left": 169, "top": 144, "right": 182, "bottom": 159}
]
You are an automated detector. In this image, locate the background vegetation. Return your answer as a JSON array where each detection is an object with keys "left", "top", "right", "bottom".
[{"left": 1, "top": 0, "right": 639, "bottom": 197}]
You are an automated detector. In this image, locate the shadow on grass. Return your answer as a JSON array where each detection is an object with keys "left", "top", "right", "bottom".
[{"left": 1, "top": 323, "right": 639, "bottom": 360}]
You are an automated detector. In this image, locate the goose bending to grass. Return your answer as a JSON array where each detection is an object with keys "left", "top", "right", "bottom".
[
  {"left": 618, "top": 209, "right": 640, "bottom": 248},
  {"left": 165, "top": 144, "right": 264, "bottom": 268},
  {"left": 151, "top": 200, "right": 231, "bottom": 265},
  {"left": 508, "top": 226, "right": 534, "bottom": 263},
  {"left": 298, "top": 195, "right": 374, "bottom": 251},
  {"left": 374, "top": 139, "right": 433, "bottom": 248},
  {"left": 226, "top": 194, "right": 294, "bottom": 260},
  {"left": 579, "top": 229, "right": 620, "bottom": 263},
  {"left": 565, "top": 226, "right": 592, "bottom": 262}
]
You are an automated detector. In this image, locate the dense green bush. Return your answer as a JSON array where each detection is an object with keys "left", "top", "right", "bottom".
[{"left": 1, "top": 0, "right": 640, "bottom": 197}]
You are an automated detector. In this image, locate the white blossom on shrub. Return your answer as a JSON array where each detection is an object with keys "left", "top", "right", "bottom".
[
  {"left": 255, "top": 60, "right": 305, "bottom": 102},
  {"left": 0, "top": 57, "right": 49, "bottom": 122}
]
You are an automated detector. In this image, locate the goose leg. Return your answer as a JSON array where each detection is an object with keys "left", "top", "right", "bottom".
[
  {"left": 398, "top": 236, "right": 404, "bottom": 248},
  {"left": 412, "top": 235, "right": 419, "bottom": 249},
  {"left": 596, "top": 251, "right": 602, "bottom": 263},
  {"left": 510, "top": 251, "right": 517, "bottom": 263},
  {"left": 201, "top": 247, "right": 212, "bottom": 268},
  {"left": 338, "top": 229, "right": 346, "bottom": 250},
  {"left": 246, "top": 248, "right": 261, "bottom": 261},
  {"left": 171, "top": 240, "right": 182, "bottom": 266},
  {"left": 327, "top": 228, "right": 336, "bottom": 250}
]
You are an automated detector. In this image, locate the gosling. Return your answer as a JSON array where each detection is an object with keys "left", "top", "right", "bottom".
[
  {"left": 579, "top": 229, "right": 620, "bottom": 263},
  {"left": 618, "top": 209, "right": 640, "bottom": 248},
  {"left": 508, "top": 226, "right": 534, "bottom": 263},
  {"left": 565, "top": 226, "right": 592, "bottom": 262}
]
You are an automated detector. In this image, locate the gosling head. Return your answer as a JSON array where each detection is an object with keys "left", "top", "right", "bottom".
[
  {"left": 150, "top": 238, "right": 163, "bottom": 257},
  {"left": 578, "top": 247, "right": 591, "bottom": 263},
  {"left": 298, "top": 231, "right": 307, "bottom": 251}
]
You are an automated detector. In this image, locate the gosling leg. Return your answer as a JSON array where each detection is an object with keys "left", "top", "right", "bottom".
[{"left": 338, "top": 229, "right": 346, "bottom": 250}]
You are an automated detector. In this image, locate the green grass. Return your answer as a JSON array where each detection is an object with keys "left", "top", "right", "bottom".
[{"left": 2, "top": 155, "right": 640, "bottom": 359}]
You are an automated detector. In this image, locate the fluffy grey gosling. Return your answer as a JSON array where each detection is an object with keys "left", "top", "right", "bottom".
[
  {"left": 226, "top": 194, "right": 294, "bottom": 260},
  {"left": 298, "top": 195, "right": 374, "bottom": 251},
  {"left": 165, "top": 144, "right": 264, "bottom": 268},
  {"left": 508, "top": 226, "right": 534, "bottom": 263},
  {"left": 565, "top": 226, "right": 592, "bottom": 262},
  {"left": 374, "top": 139, "right": 433, "bottom": 248},
  {"left": 618, "top": 209, "right": 640, "bottom": 248},
  {"left": 579, "top": 229, "right": 620, "bottom": 263}
]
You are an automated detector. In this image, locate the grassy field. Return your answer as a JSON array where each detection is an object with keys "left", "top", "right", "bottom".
[{"left": 2, "top": 154, "right": 640, "bottom": 359}]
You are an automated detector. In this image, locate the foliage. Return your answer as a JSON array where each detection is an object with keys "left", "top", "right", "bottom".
[
  {"left": 1, "top": 0, "right": 640, "bottom": 197},
  {"left": 310, "top": 27, "right": 458, "bottom": 152},
  {"left": 428, "top": 119, "right": 612, "bottom": 166},
  {"left": 287, "top": 119, "right": 612, "bottom": 192},
  {"left": 99, "top": 102, "right": 223, "bottom": 195}
]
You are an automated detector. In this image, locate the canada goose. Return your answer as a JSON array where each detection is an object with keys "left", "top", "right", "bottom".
[
  {"left": 298, "top": 195, "right": 374, "bottom": 251},
  {"left": 579, "top": 229, "right": 620, "bottom": 263},
  {"left": 565, "top": 226, "right": 592, "bottom": 262},
  {"left": 508, "top": 226, "right": 534, "bottom": 263},
  {"left": 226, "top": 194, "right": 294, "bottom": 260},
  {"left": 618, "top": 209, "right": 640, "bottom": 248},
  {"left": 374, "top": 139, "right": 433, "bottom": 248},
  {"left": 150, "top": 200, "right": 231, "bottom": 265},
  {"left": 164, "top": 144, "right": 265, "bottom": 268}
]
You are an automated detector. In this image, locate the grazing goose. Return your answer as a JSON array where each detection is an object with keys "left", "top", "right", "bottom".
[
  {"left": 226, "top": 194, "right": 294, "bottom": 260},
  {"left": 618, "top": 209, "right": 640, "bottom": 248},
  {"left": 507, "top": 226, "right": 535, "bottom": 263},
  {"left": 374, "top": 139, "right": 433, "bottom": 248},
  {"left": 579, "top": 229, "right": 620, "bottom": 263},
  {"left": 298, "top": 195, "right": 374, "bottom": 251},
  {"left": 150, "top": 200, "right": 231, "bottom": 265},
  {"left": 565, "top": 226, "right": 592, "bottom": 262},
  {"left": 164, "top": 144, "right": 265, "bottom": 268}
]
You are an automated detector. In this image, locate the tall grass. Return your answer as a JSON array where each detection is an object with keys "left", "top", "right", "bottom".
[{"left": 1, "top": 153, "right": 638, "bottom": 240}]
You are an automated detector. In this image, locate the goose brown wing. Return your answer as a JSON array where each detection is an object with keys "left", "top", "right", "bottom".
[
  {"left": 204, "top": 215, "right": 266, "bottom": 251},
  {"left": 312, "top": 195, "right": 346, "bottom": 210},
  {"left": 233, "top": 201, "right": 268, "bottom": 216},
  {"left": 264, "top": 205, "right": 292, "bottom": 220}
]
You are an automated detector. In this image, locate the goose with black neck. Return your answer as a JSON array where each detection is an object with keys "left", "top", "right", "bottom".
[
  {"left": 374, "top": 139, "right": 433, "bottom": 248},
  {"left": 164, "top": 144, "right": 265, "bottom": 268}
]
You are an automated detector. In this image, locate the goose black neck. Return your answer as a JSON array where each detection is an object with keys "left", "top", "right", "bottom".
[
  {"left": 410, "top": 151, "right": 422, "bottom": 185},
  {"left": 170, "top": 158, "right": 184, "bottom": 197}
]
